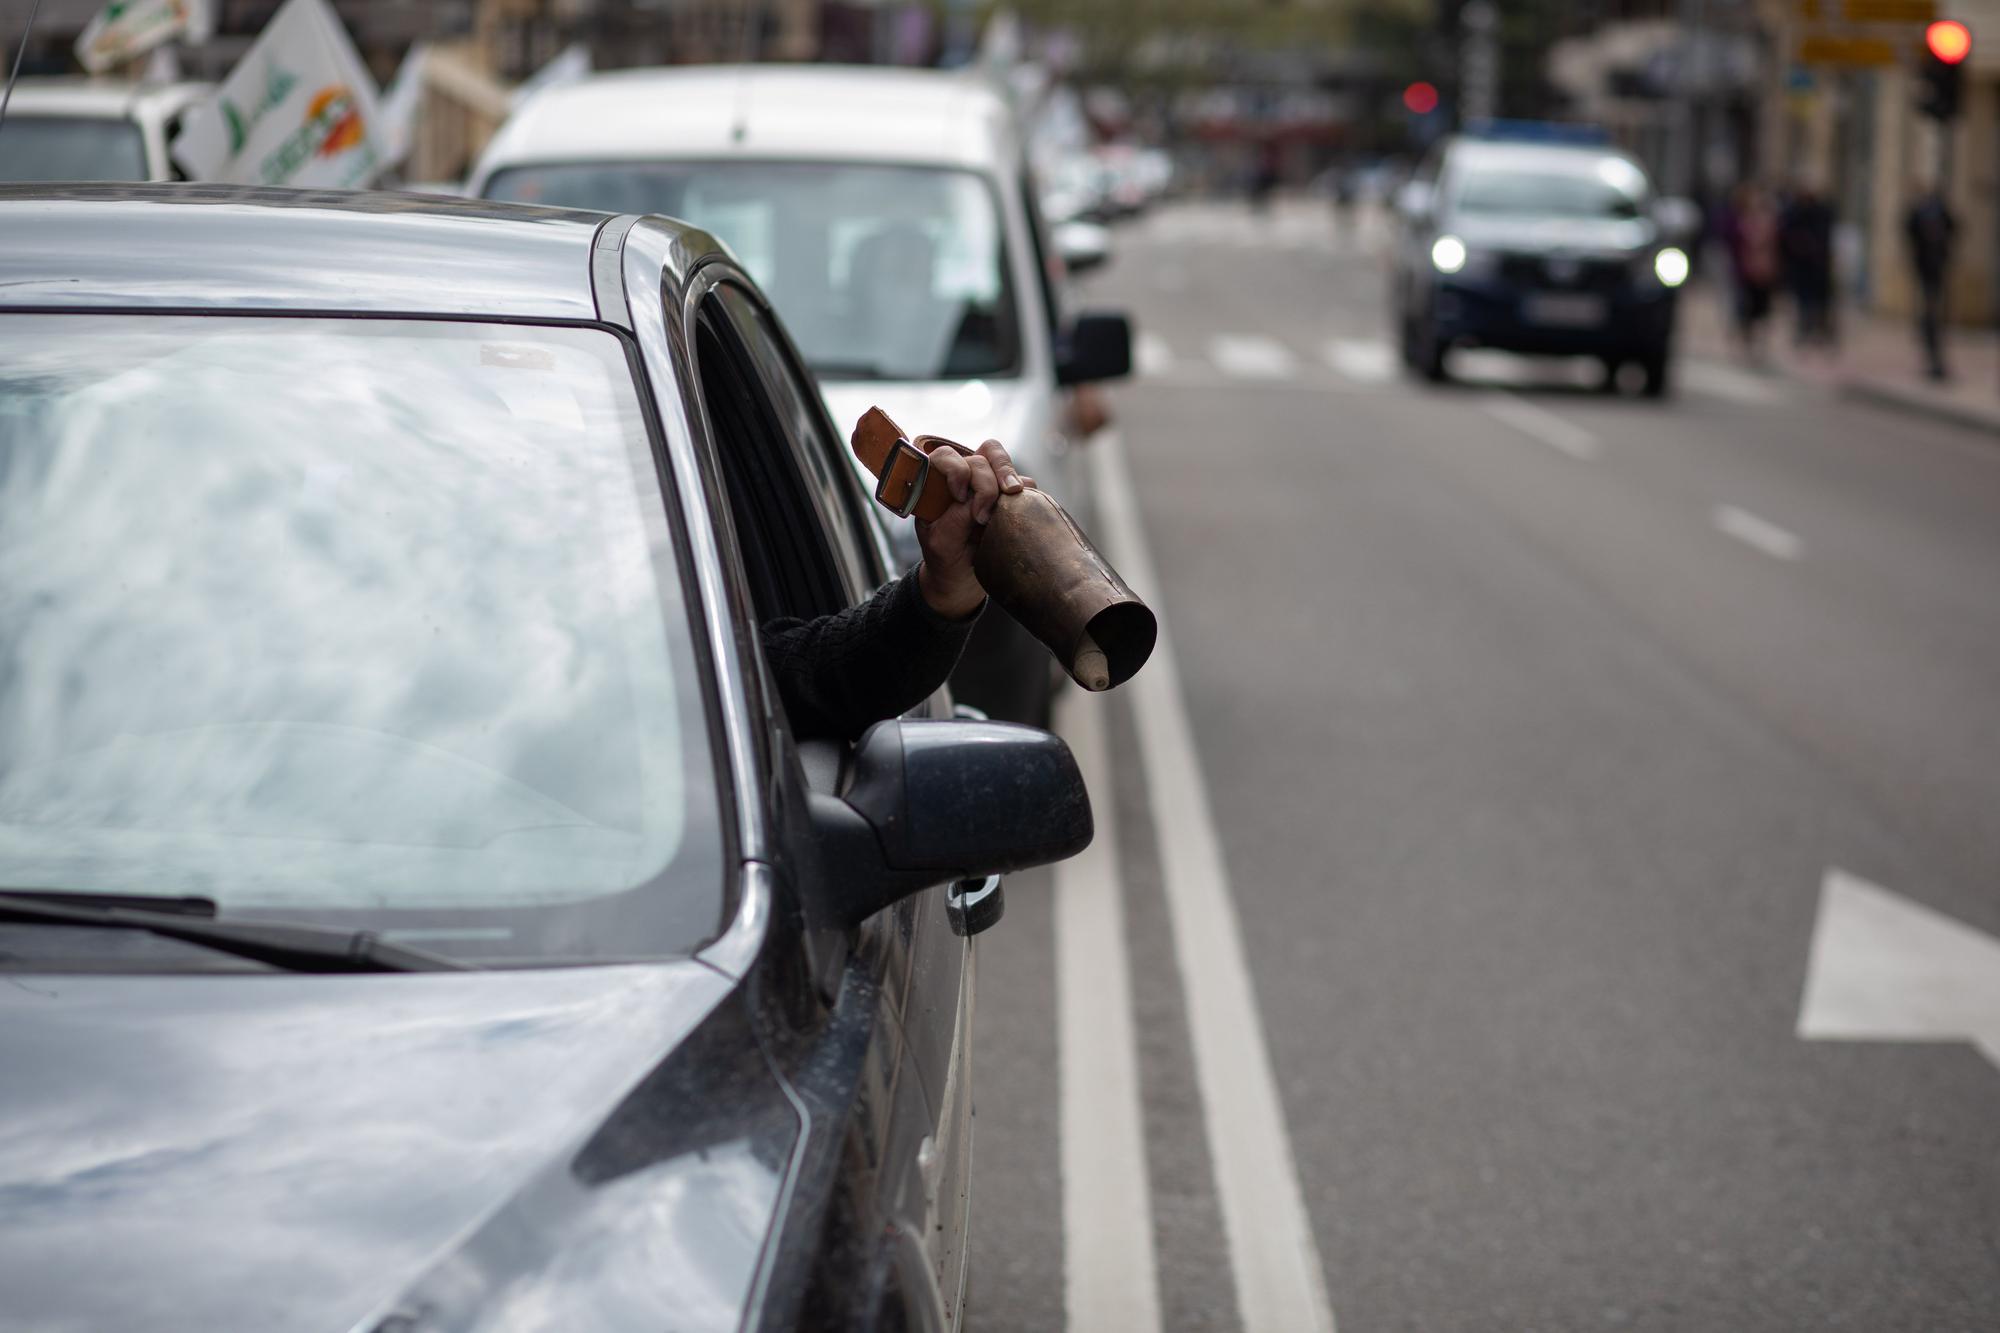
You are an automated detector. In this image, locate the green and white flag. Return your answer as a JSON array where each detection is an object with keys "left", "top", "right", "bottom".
[
  {"left": 170, "top": 0, "right": 383, "bottom": 189},
  {"left": 74, "top": 0, "right": 212, "bottom": 75}
]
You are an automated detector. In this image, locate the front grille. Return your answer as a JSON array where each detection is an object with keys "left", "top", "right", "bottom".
[{"left": 1496, "top": 253, "right": 1628, "bottom": 292}]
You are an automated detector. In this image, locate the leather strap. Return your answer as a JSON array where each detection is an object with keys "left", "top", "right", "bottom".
[{"left": 850, "top": 406, "right": 971, "bottom": 524}]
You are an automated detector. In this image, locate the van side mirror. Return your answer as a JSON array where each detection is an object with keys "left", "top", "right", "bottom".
[
  {"left": 1056, "top": 311, "right": 1132, "bottom": 385},
  {"left": 806, "top": 719, "right": 1092, "bottom": 928},
  {"left": 1055, "top": 220, "right": 1113, "bottom": 276},
  {"left": 1395, "top": 180, "right": 1434, "bottom": 224}
]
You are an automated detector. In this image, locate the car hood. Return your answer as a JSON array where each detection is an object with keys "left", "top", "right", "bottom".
[
  {"left": 819, "top": 378, "right": 1061, "bottom": 567},
  {"left": 0, "top": 959, "right": 784, "bottom": 1333},
  {"left": 1447, "top": 214, "right": 1656, "bottom": 256}
]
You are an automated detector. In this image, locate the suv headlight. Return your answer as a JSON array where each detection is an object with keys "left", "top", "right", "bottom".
[
  {"left": 1652, "top": 246, "right": 1690, "bottom": 288},
  {"left": 1431, "top": 234, "right": 1469, "bottom": 274}
]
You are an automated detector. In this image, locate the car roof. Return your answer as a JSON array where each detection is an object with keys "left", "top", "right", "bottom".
[
  {"left": 478, "top": 64, "right": 1019, "bottom": 177},
  {"left": 1, "top": 77, "right": 211, "bottom": 120},
  {"left": 0, "top": 183, "right": 707, "bottom": 320}
]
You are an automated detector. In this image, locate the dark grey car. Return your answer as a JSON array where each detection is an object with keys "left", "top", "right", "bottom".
[{"left": 0, "top": 184, "right": 1090, "bottom": 1332}]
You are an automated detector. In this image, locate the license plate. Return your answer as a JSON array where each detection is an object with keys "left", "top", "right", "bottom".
[{"left": 1523, "top": 293, "right": 1607, "bottom": 327}]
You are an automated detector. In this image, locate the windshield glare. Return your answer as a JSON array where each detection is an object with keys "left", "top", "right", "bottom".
[
  {"left": 0, "top": 315, "right": 722, "bottom": 964},
  {"left": 0, "top": 117, "right": 149, "bottom": 182},
  {"left": 1453, "top": 160, "right": 1649, "bottom": 220},
  {"left": 487, "top": 161, "right": 1022, "bottom": 382}
]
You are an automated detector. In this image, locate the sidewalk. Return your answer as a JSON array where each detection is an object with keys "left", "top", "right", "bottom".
[{"left": 1680, "top": 280, "right": 2000, "bottom": 436}]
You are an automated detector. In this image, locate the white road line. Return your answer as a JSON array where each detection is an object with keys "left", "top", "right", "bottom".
[
  {"left": 1209, "top": 334, "right": 1298, "bottom": 380},
  {"left": 1323, "top": 338, "right": 1396, "bottom": 384},
  {"left": 1712, "top": 504, "right": 1803, "bottom": 560},
  {"left": 1479, "top": 393, "right": 1600, "bottom": 460},
  {"left": 1135, "top": 331, "right": 1177, "bottom": 378},
  {"left": 1682, "top": 362, "right": 1784, "bottom": 406},
  {"left": 1088, "top": 431, "right": 1338, "bottom": 1333},
  {"left": 1054, "top": 688, "right": 1164, "bottom": 1333}
]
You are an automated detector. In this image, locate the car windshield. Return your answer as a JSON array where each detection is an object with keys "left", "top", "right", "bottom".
[
  {"left": 0, "top": 117, "right": 149, "bottom": 182},
  {"left": 0, "top": 315, "right": 724, "bottom": 964},
  {"left": 1452, "top": 159, "right": 1649, "bottom": 220},
  {"left": 486, "top": 161, "right": 1022, "bottom": 382}
]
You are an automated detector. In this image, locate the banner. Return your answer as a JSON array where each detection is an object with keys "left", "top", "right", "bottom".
[
  {"left": 74, "top": 0, "right": 212, "bottom": 75},
  {"left": 170, "top": 0, "right": 383, "bottom": 189}
]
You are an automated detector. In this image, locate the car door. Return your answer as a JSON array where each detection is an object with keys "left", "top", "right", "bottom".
[{"left": 683, "top": 269, "right": 977, "bottom": 1322}]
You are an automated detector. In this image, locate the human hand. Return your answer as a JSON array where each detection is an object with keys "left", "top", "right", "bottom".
[{"left": 915, "top": 437, "right": 1035, "bottom": 619}]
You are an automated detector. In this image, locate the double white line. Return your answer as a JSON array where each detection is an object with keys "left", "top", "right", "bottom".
[{"left": 1056, "top": 433, "right": 1337, "bottom": 1333}]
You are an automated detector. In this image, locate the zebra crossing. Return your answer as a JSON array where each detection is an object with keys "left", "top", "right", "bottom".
[{"left": 1131, "top": 330, "right": 1788, "bottom": 405}]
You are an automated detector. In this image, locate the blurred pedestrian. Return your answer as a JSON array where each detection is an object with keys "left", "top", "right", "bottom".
[
  {"left": 1904, "top": 185, "right": 1956, "bottom": 381},
  {"left": 1720, "top": 184, "right": 1780, "bottom": 360},
  {"left": 1779, "top": 183, "right": 1837, "bottom": 349},
  {"left": 1249, "top": 140, "right": 1280, "bottom": 213}
]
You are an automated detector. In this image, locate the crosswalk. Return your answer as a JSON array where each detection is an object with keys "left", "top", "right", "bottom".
[{"left": 1131, "top": 330, "right": 1788, "bottom": 406}]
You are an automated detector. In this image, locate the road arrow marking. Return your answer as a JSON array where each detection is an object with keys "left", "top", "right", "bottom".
[{"left": 1798, "top": 868, "right": 2000, "bottom": 1069}]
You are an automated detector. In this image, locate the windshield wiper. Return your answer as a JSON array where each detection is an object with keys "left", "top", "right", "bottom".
[{"left": 0, "top": 891, "right": 471, "bottom": 973}]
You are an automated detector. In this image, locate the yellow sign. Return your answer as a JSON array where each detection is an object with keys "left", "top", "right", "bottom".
[{"left": 1796, "top": 33, "right": 1902, "bottom": 64}]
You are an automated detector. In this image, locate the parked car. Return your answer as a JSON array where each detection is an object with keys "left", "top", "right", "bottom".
[
  {"left": 0, "top": 183, "right": 1092, "bottom": 1333},
  {"left": 469, "top": 64, "right": 1133, "bottom": 724},
  {"left": 0, "top": 78, "right": 210, "bottom": 181},
  {"left": 1390, "top": 132, "right": 1694, "bottom": 395}
]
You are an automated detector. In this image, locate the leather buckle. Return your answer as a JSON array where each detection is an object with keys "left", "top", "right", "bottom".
[{"left": 874, "top": 437, "right": 930, "bottom": 519}]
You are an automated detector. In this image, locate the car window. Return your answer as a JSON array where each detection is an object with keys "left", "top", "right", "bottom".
[
  {"left": 1450, "top": 158, "right": 1650, "bottom": 219},
  {"left": 693, "top": 290, "right": 850, "bottom": 625},
  {"left": 0, "top": 314, "right": 724, "bottom": 964},
  {"left": 712, "top": 284, "right": 888, "bottom": 600},
  {"left": 487, "top": 160, "right": 1023, "bottom": 383},
  {"left": 0, "top": 117, "right": 149, "bottom": 181}
]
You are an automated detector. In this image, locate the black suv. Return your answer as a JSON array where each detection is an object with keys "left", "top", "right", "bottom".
[{"left": 1392, "top": 133, "right": 1695, "bottom": 395}]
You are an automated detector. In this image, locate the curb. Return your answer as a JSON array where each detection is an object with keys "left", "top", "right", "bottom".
[{"left": 1840, "top": 376, "right": 2000, "bottom": 438}]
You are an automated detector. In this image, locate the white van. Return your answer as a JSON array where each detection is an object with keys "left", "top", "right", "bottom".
[
  {"left": 0, "top": 79, "right": 210, "bottom": 182},
  {"left": 470, "top": 65, "right": 1133, "bottom": 722}
]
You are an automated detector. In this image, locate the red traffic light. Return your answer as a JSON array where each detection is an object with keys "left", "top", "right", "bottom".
[
  {"left": 1926, "top": 19, "right": 1971, "bottom": 65},
  {"left": 1403, "top": 82, "right": 1440, "bottom": 115}
]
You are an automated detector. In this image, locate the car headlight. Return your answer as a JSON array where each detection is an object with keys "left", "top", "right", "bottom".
[
  {"left": 1431, "top": 234, "right": 1468, "bottom": 274},
  {"left": 1653, "top": 246, "right": 1690, "bottom": 288}
]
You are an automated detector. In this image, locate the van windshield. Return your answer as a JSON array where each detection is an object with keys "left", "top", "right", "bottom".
[{"left": 487, "top": 161, "right": 1023, "bottom": 382}]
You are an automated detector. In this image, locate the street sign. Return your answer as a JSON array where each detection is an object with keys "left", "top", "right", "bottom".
[
  {"left": 1798, "top": 869, "right": 2000, "bottom": 1071},
  {"left": 1795, "top": 33, "right": 1901, "bottom": 65}
]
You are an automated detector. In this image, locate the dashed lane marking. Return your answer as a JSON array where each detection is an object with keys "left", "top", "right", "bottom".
[
  {"left": 1479, "top": 393, "right": 1601, "bottom": 460},
  {"left": 1712, "top": 504, "right": 1804, "bottom": 560},
  {"left": 1323, "top": 338, "right": 1397, "bottom": 384},
  {"left": 1135, "top": 331, "right": 1177, "bottom": 378}
]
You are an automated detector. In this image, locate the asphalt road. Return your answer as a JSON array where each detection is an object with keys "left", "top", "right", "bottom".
[{"left": 968, "top": 200, "right": 2000, "bottom": 1332}]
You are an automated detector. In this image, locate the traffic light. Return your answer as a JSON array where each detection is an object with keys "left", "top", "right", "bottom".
[{"left": 1918, "top": 20, "right": 1970, "bottom": 122}]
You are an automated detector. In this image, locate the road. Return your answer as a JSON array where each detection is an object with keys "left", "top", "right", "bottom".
[{"left": 968, "top": 200, "right": 2000, "bottom": 1331}]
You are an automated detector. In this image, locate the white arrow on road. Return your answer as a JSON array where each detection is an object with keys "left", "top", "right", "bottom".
[{"left": 1798, "top": 868, "right": 2000, "bottom": 1068}]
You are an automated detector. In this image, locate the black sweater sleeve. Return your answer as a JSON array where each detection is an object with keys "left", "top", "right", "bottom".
[{"left": 760, "top": 568, "right": 982, "bottom": 741}]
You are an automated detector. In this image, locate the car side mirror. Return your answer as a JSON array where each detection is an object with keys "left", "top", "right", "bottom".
[
  {"left": 806, "top": 719, "right": 1093, "bottom": 928},
  {"left": 1395, "top": 180, "right": 1434, "bottom": 225},
  {"left": 1055, "top": 219, "right": 1113, "bottom": 276},
  {"left": 1651, "top": 195, "right": 1702, "bottom": 243},
  {"left": 1056, "top": 311, "right": 1132, "bottom": 386}
]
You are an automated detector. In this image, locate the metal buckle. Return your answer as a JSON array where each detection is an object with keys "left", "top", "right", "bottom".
[{"left": 874, "top": 437, "right": 931, "bottom": 519}]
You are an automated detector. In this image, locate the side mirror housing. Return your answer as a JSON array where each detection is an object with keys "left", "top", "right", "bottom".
[
  {"left": 1651, "top": 195, "right": 1702, "bottom": 243},
  {"left": 1056, "top": 311, "right": 1132, "bottom": 386},
  {"left": 807, "top": 719, "right": 1093, "bottom": 928},
  {"left": 1054, "top": 219, "right": 1113, "bottom": 276},
  {"left": 1395, "top": 180, "right": 1434, "bottom": 225}
]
